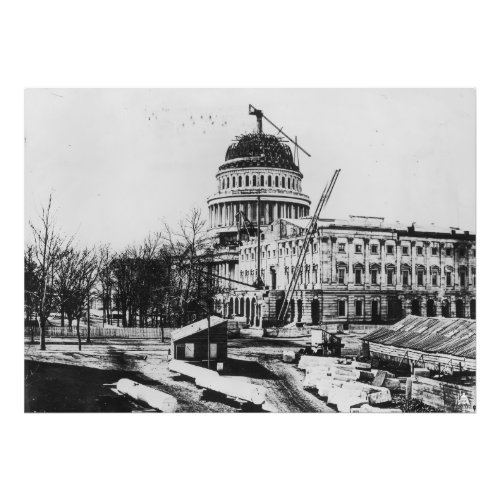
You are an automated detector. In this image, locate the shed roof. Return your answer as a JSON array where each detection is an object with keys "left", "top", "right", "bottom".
[
  {"left": 363, "top": 315, "right": 476, "bottom": 359},
  {"left": 171, "top": 316, "right": 227, "bottom": 342}
]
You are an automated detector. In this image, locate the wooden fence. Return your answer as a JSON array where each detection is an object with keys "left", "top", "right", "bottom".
[{"left": 24, "top": 325, "right": 174, "bottom": 340}]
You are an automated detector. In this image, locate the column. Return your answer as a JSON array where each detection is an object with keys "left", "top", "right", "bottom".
[
  {"left": 330, "top": 236, "right": 336, "bottom": 283},
  {"left": 347, "top": 237, "right": 354, "bottom": 285},
  {"left": 380, "top": 239, "right": 386, "bottom": 286},
  {"left": 273, "top": 202, "right": 278, "bottom": 222},
  {"left": 364, "top": 238, "right": 370, "bottom": 286},
  {"left": 410, "top": 241, "right": 416, "bottom": 288}
]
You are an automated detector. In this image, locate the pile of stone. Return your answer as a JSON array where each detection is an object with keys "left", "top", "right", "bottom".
[{"left": 298, "top": 355, "right": 403, "bottom": 413}]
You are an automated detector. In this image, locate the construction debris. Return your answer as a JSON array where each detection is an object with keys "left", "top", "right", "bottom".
[{"left": 298, "top": 355, "right": 401, "bottom": 412}]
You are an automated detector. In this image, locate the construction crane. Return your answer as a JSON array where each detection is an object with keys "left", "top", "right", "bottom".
[
  {"left": 249, "top": 104, "right": 311, "bottom": 158},
  {"left": 277, "top": 169, "right": 341, "bottom": 324}
]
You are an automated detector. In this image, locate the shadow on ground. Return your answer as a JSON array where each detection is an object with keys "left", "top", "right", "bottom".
[
  {"left": 25, "top": 360, "right": 158, "bottom": 412},
  {"left": 223, "top": 357, "right": 278, "bottom": 380}
]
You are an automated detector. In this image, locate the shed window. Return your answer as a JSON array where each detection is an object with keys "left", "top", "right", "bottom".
[
  {"left": 185, "top": 343, "right": 195, "bottom": 359},
  {"left": 210, "top": 343, "right": 218, "bottom": 359}
]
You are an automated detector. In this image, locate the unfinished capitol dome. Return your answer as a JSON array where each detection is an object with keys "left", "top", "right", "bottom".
[{"left": 208, "top": 132, "right": 311, "bottom": 235}]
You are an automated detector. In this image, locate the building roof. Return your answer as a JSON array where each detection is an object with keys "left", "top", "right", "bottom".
[
  {"left": 171, "top": 316, "right": 227, "bottom": 342},
  {"left": 364, "top": 315, "right": 476, "bottom": 359}
]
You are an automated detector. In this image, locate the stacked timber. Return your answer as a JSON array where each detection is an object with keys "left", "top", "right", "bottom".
[{"left": 410, "top": 375, "right": 476, "bottom": 412}]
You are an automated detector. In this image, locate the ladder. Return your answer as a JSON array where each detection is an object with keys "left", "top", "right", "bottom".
[{"left": 277, "top": 169, "right": 341, "bottom": 323}]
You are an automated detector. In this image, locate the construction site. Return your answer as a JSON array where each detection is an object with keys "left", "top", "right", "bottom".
[{"left": 25, "top": 104, "right": 476, "bottom": 413}]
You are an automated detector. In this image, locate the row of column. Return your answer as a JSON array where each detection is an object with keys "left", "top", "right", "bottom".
[{"left": 209, "top": 201, "right": 309, "bottom": 228}]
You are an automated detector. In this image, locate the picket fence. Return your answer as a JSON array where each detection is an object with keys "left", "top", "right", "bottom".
[{"left": 24, "top": 325, "right": 174, "bottom": 340}]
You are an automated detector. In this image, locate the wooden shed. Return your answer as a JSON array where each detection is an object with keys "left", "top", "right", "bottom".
[{"left": 171, "top": 316, "right": 228, "bottom": 364}]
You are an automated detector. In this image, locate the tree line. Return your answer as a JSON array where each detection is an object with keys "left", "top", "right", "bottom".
[{"left": 25, "top": 196, "right": 221, "bottom": 350}]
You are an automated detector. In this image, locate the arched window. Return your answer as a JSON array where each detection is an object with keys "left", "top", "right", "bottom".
[
  {"left": 268, "top": 175, "right": 271, "bottom": 186},
  {"left": 260, "top": 175, "right": 264, "bottom": 186},
  {"left": 253, "top": 175, "right": 256, "bottom": 186},
  {"left": 232, "top": 176, "right": 236, "bottom": 188},
  {"left": 292, "top": 179, "right": 295, "bottom": 190},
  {"left": 238, "top": 176, "right": 242, "bottom": 187},
  {"left": 246, "top": 175, "right": 249, "bottom": 187},
  {"left": 282, "top": 177, "right": 285, "bottom": 188},
  {"left": 288, "top": 177, "right": 291, "bottom": 189},
  {"left": 275, "top": 175, "right": 279, "bottom": 187}
]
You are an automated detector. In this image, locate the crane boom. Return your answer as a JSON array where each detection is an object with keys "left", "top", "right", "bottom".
[
  {"left": 249, "top": 104, "right": 311, "bottom": 157},
  {"left": 277, "top": 169, "right": 341, "bottom": 323}
]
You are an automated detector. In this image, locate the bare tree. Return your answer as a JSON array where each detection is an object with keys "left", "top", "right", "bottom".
[
  {"left": 54, "top": 246, "right": 101, "bottom": 350},
  {"left": 28, "top": 195, "right": 70, "bottom": 350},
  {"left": 162, "top": 208, "right": 221, "bottom": 326}
]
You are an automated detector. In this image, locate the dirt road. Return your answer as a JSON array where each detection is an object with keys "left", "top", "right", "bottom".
[{"left": 24, "top": 333, "right": 362, "bottom": 413}]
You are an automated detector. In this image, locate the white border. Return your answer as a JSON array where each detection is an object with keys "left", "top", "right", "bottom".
[{"left": 3, "top": 1, "right": 499, "bottom": 499}]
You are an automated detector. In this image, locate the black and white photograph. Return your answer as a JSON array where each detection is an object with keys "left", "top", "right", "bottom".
[
  {"left": 24, "top": 89, "right": 476, "bottom": 413},
  {"left": 7, "top": 2, "right": 500, "bottom": 498}
]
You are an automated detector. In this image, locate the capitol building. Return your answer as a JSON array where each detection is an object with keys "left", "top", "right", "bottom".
[{"left": 207, "top": 117, "right": 476, "bottom": 329}]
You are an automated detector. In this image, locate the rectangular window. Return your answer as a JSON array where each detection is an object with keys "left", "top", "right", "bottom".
[
  {"left": 417, "top": 246, "right": 423, "bottom": 255},
  {"left": 292, "top": 246, "right": 296, "bottom": 255},
  {"left": 355, "top": 301, "right": 363, "bottom": 316},
  {"left": 432, "top": 246, "right": 438, "bottom": 256},
  {"left": 267, "top": 251, "right": 271, "bottom": 258},
  {"left": 313, "top": 243, "right": 318, "bottom": 253},
  {"left": 386, "top": 245, "right": 394, "bottom": 255},
  {"left": 371, "top": 245, "right": 378, "bottom": 254},
  {"left": 355, "top": 269, "right": 362, "bottom": 285},
  {"left": 387, "top": 270, "right": 394, "bottom": 285},
  {"left": 417, "top": 270, "right": 424, "bottom": 286},
  {"left": 279, "top": 248, "right": 283, "bottom": 256},
  {"left": 371, "top": 270, "right": 377, "bottom": 285},
  {"left": 446, "top": 272, "right": 452, "bottom": 286},
  {"left": 338, "top": 268, "right": 345, "bottom": 284},
  {"left": 338, "top": 243, "right": 346, "bottom": 253},
  {"left": 460, "top": 272, "right": 466, "bottom": 287},
  {"left": 402, "top": 270, "right": 409, "bottom": 286},
  {"left": 338, "top": 300, "right": 346, "bottom": 317},
  {"left": 286, "top": 248, "right": 289, "bottom": 255},
  {"left": 355, "top": 244, "right": 362, "bottom": 253},
  {"left": 273, "top": 250, "right": 276, "bottom": 257},
  {"left": 209, "top": 343, "right": 218, "bottom": 359},
  {"left": 432, "top": 272, "right": 438, "bottom": 286},
  {"left": 185, "top": 343, "right": 195, "bottom": 359},
  {"left": 446, "top": 247, "right": 452, "bottom": 257},
  {"left": 459, "top": 247, "right": 466, "bottom": 258},
  {"left": 402, "top": 246, "right": 409, "bottom": 255}
]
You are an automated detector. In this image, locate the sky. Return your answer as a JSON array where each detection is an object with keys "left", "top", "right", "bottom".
[{"left": 24, "top": 88, "right": 476, "bottom": 249}]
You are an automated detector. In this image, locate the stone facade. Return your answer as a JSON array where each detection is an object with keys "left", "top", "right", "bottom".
[{"left": 215, "top": 217, "right": 476, "bottom": 327}]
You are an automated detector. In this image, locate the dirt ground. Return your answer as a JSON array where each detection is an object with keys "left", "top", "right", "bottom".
[{"left": 24, "top": 332, "right": 364, "bottom": 413}]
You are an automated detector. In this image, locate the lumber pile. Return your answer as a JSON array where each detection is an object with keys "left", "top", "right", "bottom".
[
  {"left": 410, "top": 375, "right": 475, "bottom": 413},
  {"left": 298, "top": 355, "right": 403, "bottom": 413}
]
